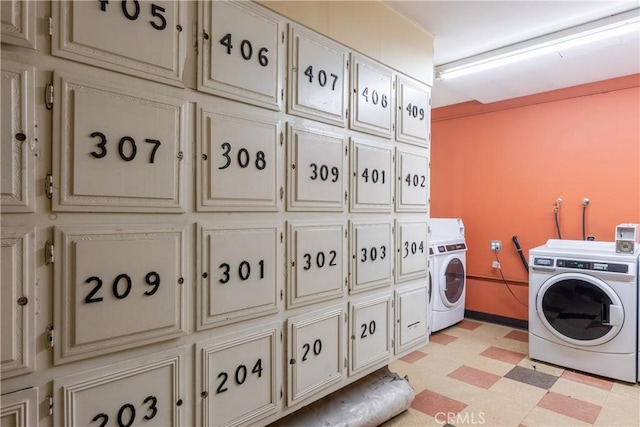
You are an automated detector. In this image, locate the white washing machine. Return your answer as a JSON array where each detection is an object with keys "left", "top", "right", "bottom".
[
  {"left": 529, "top": 239, "right": 639, "bottom": 383},
  {"left": 428, "top": 247, "right": 434, "bottom": 336},
  {"left": 430, "top": 218, "right": 467, "bottom": 333}
]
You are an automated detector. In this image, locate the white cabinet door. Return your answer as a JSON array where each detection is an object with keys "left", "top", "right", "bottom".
[
  {"left": 349, "top": 293, "right": 392, "bottom": 375},
  {"left": 196, "top": 325, "right": 280, "bottom": 427},
  {"left": 52, "top": 1, "right": 186, "bottom": 86},
  {"left": 395, "top": 146, "right": 429, "bottom": 212},
  {"left": 349, "top": 220, "right": 393, "bottom": 294},
  {"left": 395, "top": 284, "right": 428, "bottom": 354},
  {"left": 1, "top": 60, "right": 34, "bottom": 213},
  {"left": 288, "top": 24, "right": 348, "bottom": 126},
  {"left": 287, "top": 124, "right": 347, "bottom": 211},
  {"left": 53, "top": 225, "right": 187, "bottom": 364},
  {"left": 1, "top": 227, "right": 35, "bottom": 378},
  {"left": 199, "top": 1, "right": 284, "bottom": 110},
  {"left": 54, "top": 348, "right": 185, "bottom": 427},
  {"left": 0, "top": 387, "right": 38, "bottom": 427},
  {"left": 395, "top": 219, "right": 429, "bottom": 284},
  {"left": 350, "top": 138, "right": 393, "bottom": 212},
  {"left": 396, "top": 75, "right": 431, "bottom": 147},
  {"left": 1, "top": 0, "right": 36, "bottom": 48},
  {"left": 287, "top": 306, "right": 345, "bottom": 407},
  {"left": 198, "top": 223, "right": 281, "bottom": 329}
]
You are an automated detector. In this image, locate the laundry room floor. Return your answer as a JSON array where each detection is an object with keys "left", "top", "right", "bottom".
[{"left": 384, "top": 319, "right": 640, "bottom": 427}]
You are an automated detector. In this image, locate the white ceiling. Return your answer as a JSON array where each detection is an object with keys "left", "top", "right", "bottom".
[{"left": 384, "top": 1, "right": 640, "bottom": 108}]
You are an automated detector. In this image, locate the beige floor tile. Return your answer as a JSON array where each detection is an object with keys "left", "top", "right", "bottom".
[
  {"left": 522, "top": 406, "right": 592, "bottom": 426},
  {"left": 518, "top": 356, "right": 566, "bottom": 377},
  {"left": 490, "top": 377, "right": 548, "bottom": 406},
  {"left": 493, "top": 336, "right": 529, "bottom": 354},
  {"left": 466, "top": 353, "right": 516, "bottom": 377},
  {"left": 610, "top": 381, "right": 640, "bottom": 399},
  {"left": 550, "top": 377, "right": 610, "bottom": 406},
  {"left": 595, "top": 393, "right": 640, "bottom": 427},
  {"left": 380, "top": 407, "right": 438, "bottom": 426},
  {"left": 460, "top": 395, "right": 536, "bottom": 427}
]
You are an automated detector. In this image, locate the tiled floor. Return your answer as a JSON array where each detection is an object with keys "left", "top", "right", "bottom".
[{"left": 382, "top": 319, "right": 640, "bottom": 427}]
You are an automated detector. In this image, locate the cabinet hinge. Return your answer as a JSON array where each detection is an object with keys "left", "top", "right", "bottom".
[
  {"left": 280, "top": 386, "right": 283, "bottom": 399},
  {"left": 280, "top": 330, "right": 283, "bottom": 342},
  {"left": 47, "top": 393, "right": 54, "bottom": 416},
  {"left": 46, "top": 325, "right": 54, "bottom": 350},
  {"left": 280, "top": 132, "right": 284, "bottom": 146},
  {"left": 391, "top": 339, "right": 395, "bottom": 348},
  {"left": 345, "top": 109, "right": 348, "bottom": 119},
  {"left": 45, "top": 172, "right": 53, "bottom": 198},
  {"left": 47, "top": 16, "right": 53, "bottom": 36},
  {"left": 344, "top": 358, "right": 348, "bottom": 368},
  {"left": 344, "top": 191, "right": 348, "bottom": 203},
  {"left": 346, "top": 60, "right": 349, "bottom": 70},
  {"left": 281, "top": 89, "right": 284, "bottom": 101},
  {"left": 392, "top": 123, "right": 395, "bottom": 131},
  {"left": 280, "top": 231, "right": 283, "bottom": 243},
  {"left": 45, "top": 241, "right": 54, "bottom": 266},
  {"left": 45, "top": 83, "right": 54, "bottom": 110},
  {"left": 282, "top": 31, "right": 285, "bottom": 43},
  {"left": 391, "top": 300, "right": 395, "bottom": 309},
  {"left": 280, "top": 186, "right": 284, "bottom": 200},
  {"left": 280, "top": 289, "right": 283, "bottom": 301},
  {"left": 345, "top": 312, "right": 348, "bottom": 323}
]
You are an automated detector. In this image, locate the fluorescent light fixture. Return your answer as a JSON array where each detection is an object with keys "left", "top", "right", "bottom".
[{"left": 436, "top": 8, "right": 640, "bottom": 80}]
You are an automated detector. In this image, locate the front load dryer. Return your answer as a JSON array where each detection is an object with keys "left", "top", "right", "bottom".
[
  {"left": 529, "top": 239, "right": 639, "bottom": 382},
  {"left": 430, "top": 218, "right": 466, "bottom": 333}
]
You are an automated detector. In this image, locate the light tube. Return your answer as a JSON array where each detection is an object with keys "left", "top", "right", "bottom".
[{"left": 436, "top": 9, "right": 640, "bottom": 80}]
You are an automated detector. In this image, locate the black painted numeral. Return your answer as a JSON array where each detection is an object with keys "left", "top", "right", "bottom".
[
  {"left": 89, "top": 132, "right": 161, "bottom": 163},
  {"left": 215, "top": 359, "right": 264, "bottom": 394},
  {"left": 405, "top": 173, "right": 426, "bottom": 188},
  {"left": 218, "top": 260, "right": 265, "bottom": 284},
  {"left": 361, "top": 168, "right": 386, "bottom": 184},
  {"left": 403, "top": 240, "right": 425, "bottom": 258},
  {"left": 220, "top": 33, "right": 269, "bottom": 67},
  {"left": 302, "top": 250, "right": 338, "bottom": 270},
  {"left": 360, "top": 320, "right": 376, "bottom": 338},
  {"left": 361, "top": 87, "right": 388, "bottom": 108},
  {"left": 84, "top": 272, "right": 161, "bottom": 304},
  {"left": 301, "top": 339, "right": 322, "bottom": 362},
  {"left": 303, "top": 66, "right": 339, "bottom": 91},
  {"left": 90, "top": 395, "right": 158, "bottom": 426},
  {"left": 405, "top": 103, "right": 425, "bottom": 121},
  {"left": 360, "top": 246, "right": 387, "bottom": 263},
  {"left": 99, "top": 1, "right": 167, "bottom": 31},
  {"left": 218, "top": 143, "right": 267, "bottom": 170},
  {"left": 309, "top": 163, "right": 339, "bottom": 182}
]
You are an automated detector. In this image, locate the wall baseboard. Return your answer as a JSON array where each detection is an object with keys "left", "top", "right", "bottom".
[{"left": 465, "top": 310, "right": 528, "bottom": 330}]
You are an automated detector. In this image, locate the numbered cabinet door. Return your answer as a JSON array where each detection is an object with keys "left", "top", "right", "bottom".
[
  {"left": 198, "top": 223, "right": 281, "bottom": 330},
  {"left": 287, "top": 24, "right": 348, "bottom": 126},
  {"left": 287, "top": 221, "right": 347, "bottom": 309},
  {"left": 1, "top": 228, "right": 35, "bottom": 378},
  {"left": 395, "top": 219, "right": 429, "bottom": 284},
  {"left": 395, "top": 284, "right": 428, "bottom": 355},
  {"left": 349, "top": 293, "right": 392, "bottom": 376},
  {"left": 199, "top": 1, "right": 284, "bottom": 110},
  {"left": 54, "top": 348, "right": 185, "bottom": 427},
  {"left": 349, "top": 54, "right": 395, "bottom": 138},
  {"left": 395, "top": 146, "right": 429, "bottom": 212},
  {"left": 396, "top": 76, "right": 431, "bottom": 147},
  {"left": 52, "top": 1, "right": 186, "bottom": 86},
  {"left": 287, "top": 306, "right": 344, "bottom": 407},
  {"left": 349, "top": 220, "right": 393, "bottom": 294},
  {"left": 0, "top": 387, "right": 38, "bottom": 427},
  {"left": 0, "top": 0, "right": 36, "bottom": 48},
  {"left": 53, "top": 225, "right": 187, "bottom": 364},
  {"left": 196, "top": 324, "right": 280, "bottom": 427},
  {"left": 52, "top": 72, "right": 187, "bottom": 212},
  {"left": 350, "top": 138, "right": 393, "bottom": 212},
  {"left": 198, "top": 108, "right": 281, "bottom": 212},
  {"left": 286, "top": 124, "right": 347, "bottom": 212},
  {"left": 1, "top": 60, "right": 34, "bottom": 213}
]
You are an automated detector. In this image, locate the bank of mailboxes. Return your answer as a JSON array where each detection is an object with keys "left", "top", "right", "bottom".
[{"left": 1, "top": 1, "right": 431, "bottom": 426}]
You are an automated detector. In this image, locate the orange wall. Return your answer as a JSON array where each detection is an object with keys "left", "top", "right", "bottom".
[{"left": 431, "top": 75, "right": 640, "bottom": 321}]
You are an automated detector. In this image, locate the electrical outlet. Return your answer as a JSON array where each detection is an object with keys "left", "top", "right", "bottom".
[{"left": 490, "top": 240, "right": 502, "bottom": 251}]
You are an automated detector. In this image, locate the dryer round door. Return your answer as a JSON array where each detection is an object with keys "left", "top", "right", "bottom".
[
  {"left": 440, "top": 255, "right": 465, "bottom": 307},
  {"left": 536, "top": 272, "right": 624, "bottom": 347}
]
